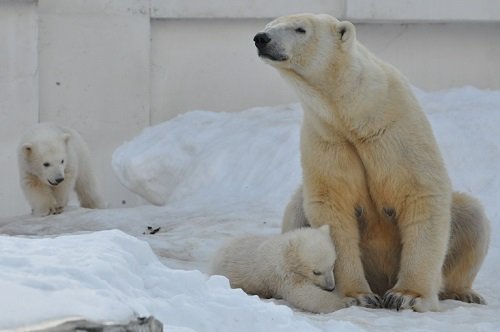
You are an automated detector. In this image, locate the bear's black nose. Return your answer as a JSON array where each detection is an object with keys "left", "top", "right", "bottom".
[
  {"left": 55, "top": 177, "right": 64, "bottom": 184},
  {"left": 253, "top": 33, "right": 271, "bottom": 48}
]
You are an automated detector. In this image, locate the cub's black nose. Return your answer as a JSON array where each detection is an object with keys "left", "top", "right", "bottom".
[
  {"left": 55, "top": 177, "right": 64, "bottom": 184},
  {"left": 253, "top": 33, "right": 271, "bottom": 48}
]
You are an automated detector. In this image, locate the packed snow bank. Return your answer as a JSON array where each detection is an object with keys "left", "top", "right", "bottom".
[
  {"left": 0, "top": 230, "right": 333, "bottom": 332},
  {"left": 112, "top": 105, "right": 302, "bottom": 210}
]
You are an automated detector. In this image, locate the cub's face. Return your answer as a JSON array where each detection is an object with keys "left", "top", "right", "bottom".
[
  {"left": 301, "top": 239, "right": 336, "bottom": 291},
  {"left": 289, "top": 226, "right": 337, "bottom": 292},
  {"left": 253, "top": 14, "right": 355, "bottom": 76},
  {"left": 21, "top": 136, "right": 69, "bottom": 187}
]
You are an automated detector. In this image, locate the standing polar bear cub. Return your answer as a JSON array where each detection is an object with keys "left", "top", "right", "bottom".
[
  {"left": 210, "top": 225, "right": 354, "bottom": 313},
  {"left": 18, "top": 122, "right": 104, "bottom": 216},
  {"left": 254, "top": 14, "right": 489, "bottom": 312}
]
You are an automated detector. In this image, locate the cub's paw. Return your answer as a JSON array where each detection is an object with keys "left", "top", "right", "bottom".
[
  {"left": 439, "top": 289, "right": 486, "bottom": 305},
  {"left": 342, "top": 297, "right": 358, "bottom": 308},
  {"left": 349, "top": 293, "right": 382, "bottom": 308},
  {"left": 52, "top": 206, "right": 64, "bottom": 215},
  {"left": 33, "top": 203, "right": 62, "bottom": 217},
  {"left": 383, "top": 289, "right": 435, "bottom": 312},
  {"left": 32, "top": 207, "right": 54, "bottom": 217}
]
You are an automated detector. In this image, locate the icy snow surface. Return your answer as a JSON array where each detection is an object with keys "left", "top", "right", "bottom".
[{"left": 0, "top": 86, "right": 499, "bottom": 331}]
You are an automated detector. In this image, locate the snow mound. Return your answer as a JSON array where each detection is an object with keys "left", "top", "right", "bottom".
[{"left": 112, "top": 105, "right": 302, "bottom": 210}]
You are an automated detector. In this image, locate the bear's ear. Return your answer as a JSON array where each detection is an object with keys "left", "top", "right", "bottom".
[
  {"left": 22, "top": 144, "right": 33, "bottom": 155},
  {"left": 318, "top": 224, "right": 331, "bottom": 235},
  {"left": 337, "top": 21, "right": 356, "bottom": 46},
  {"left": 62, "top": 133, "right": 70, "bottom": 144},
  {"left": 286, "top": 237, "right": 299, "bottom": 254}
]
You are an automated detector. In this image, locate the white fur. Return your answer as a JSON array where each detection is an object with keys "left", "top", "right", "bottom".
[
  {"left": 18, "top": 122, "right": 104, "bottom": 216},
  {"left": 255, "top": 14, "right": 454, "bottom": 312},
  {"left": 210, "top": 225, "right": 354, "bottom": 313}
]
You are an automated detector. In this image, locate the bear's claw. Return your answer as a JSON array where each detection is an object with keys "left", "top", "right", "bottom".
[
  {"left": 49, "top": 206, "right": 64, "bottom": 215},
  {"left": 383, "top": 292, "right": 416, "bottom": 311},
  {"left": 382, "top": 289, "right": 433, "bottom": 312},
  {"left": 439, "top": 290, "right": 486, "bottom": 304},
  {"left": 354, "top": 293, "right": 382, "bottom": 308}
]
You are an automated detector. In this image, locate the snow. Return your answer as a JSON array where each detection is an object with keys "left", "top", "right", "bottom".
[
  {"left": 0, "top": 86, "right": 499, "bottom": 331},
  {"left": 111, "top": 105, "right": 302, "bottom": 210}
]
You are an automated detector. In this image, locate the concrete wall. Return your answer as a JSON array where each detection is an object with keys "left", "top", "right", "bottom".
[
  {"left": 1, "top": 0, "right": 499, "bottom": 217},
  {"left": 38, "top": 0, "right": 151, "bottom": 212},
  {"left": 151, "top": 19, "right": 500, "bottom": 120},
  {"left": 0, "top": 1, "right": 38, "bottom": 217}
]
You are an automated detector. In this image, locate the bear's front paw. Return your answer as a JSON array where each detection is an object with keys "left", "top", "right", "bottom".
[
  {"left": 342, "top": 297, "right": 358, "bottom": 308},
  {"left": 33, "top": 205, "right": 63, "bottom": 217},
  {"left": 439, "top": 289, "right": 486, "bottom": 305},
  {"left": 349, "top": 293, "right": 382, "bottom": 308},
  {"left": 32, "top": 207, "right": 52, "bottom": 217},
  {"left": 52, "top": 206, "right": 64, "bottom": 215},
  {"left": 383, "top": 288, "right": 436, "bottom": 312}
]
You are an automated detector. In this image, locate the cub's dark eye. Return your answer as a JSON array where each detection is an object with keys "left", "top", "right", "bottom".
[
  {"left": 313, "top": 271, "right": 322, "bottom": 276},
  {"left": 295, "top": 27, "right": 306, "bottom": 34},
  {"left": 61, "top": 159, "right": 64, "bottom": 164},
  {"left": 43, "top": 162, "right": 50, "bottom": 167}
]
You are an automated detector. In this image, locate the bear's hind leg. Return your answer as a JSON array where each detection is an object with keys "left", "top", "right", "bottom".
[
  {"left": 440, "top": 192, "right": 490, "bottom": 304},
  {"left": 74, "top": 168, "right": 104, "bottom": 209},
  {"left": 281, "top": 186, "right": 310, "bottom": 233}
]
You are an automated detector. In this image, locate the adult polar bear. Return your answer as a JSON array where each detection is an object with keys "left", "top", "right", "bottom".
[{"left": 254, "top": 14, "right": 490, "bottom": 312}]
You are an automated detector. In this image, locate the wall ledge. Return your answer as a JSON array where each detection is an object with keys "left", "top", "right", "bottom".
[{"left": 151, "top": 0, "right": 500, "bottom": 22}]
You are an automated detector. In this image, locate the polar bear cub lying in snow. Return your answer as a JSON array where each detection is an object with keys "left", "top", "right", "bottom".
[{"left": 211, "top": 225, "right": 354, "bottom": 313}]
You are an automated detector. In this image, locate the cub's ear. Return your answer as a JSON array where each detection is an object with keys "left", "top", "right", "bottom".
[
  {"left": 62, "top": 133, "right": 70, "bottom": 144},
  {"left": 337, "top": 21, "right": 356, "bottom": 46},
  {"left": 318, "top": 224, "right": 331, "bottom": 235},
  {"left": 22, "top": 144, "right": 33, "bottom": 155}
]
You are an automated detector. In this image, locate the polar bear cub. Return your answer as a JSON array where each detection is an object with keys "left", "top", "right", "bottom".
[
  {"left": 210, "top": 225, "right": 353, "bottom": 313},
  {"left": 18, "top": 122, "right": 104, "bottom": 216}
]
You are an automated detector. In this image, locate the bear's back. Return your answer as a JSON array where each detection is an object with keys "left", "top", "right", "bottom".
[{"left": 211, "top": 235, "right": 281, "bottom": 297}]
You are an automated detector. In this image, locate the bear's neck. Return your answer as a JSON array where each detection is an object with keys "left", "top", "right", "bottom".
[
  {"left": 282, "top": 58, "right": 356, "bottom": 104},
  {"left": 281, "top": 43, "right": 395, "bottom": 140}
]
